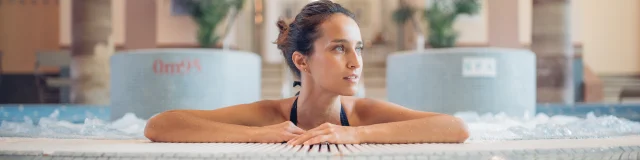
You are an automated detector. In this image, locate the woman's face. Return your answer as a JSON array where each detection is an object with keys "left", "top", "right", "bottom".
[{"left": 307, "top": 13, "right": 363, "bottom": 96}]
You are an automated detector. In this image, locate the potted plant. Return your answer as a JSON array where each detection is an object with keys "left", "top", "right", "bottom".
[
  {"left": 183, "top": 0, "right": 245, "bottom": 48},
  {"left": 423, "top": 0, "right": 480, "bottom": 48}
]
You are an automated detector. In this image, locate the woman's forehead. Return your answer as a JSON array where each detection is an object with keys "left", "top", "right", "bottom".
[{"left": 316, "top": 14, "right": 362, "bottom": 44}]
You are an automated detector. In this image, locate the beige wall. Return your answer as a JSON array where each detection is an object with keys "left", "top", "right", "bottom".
[
  {"left": 54, "top": 0, "right": 640, "bottom": 74},
  {"left": 1, "top": 0, "right": 60, "bottom": 73},
  {"left": 59, "top": 0, "right": 125, "bottom": 45},
  {"left": 581, "top": 0, "right": 640, "bottom": 75},
  {"left": 519, "top": 0, "right": 640, "bottom": 75}
]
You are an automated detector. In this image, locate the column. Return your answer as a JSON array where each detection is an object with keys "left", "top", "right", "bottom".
[
  {"left": 124, "top": 0, "right": 157, "bottom": 50},
  {"left": 70, "top": 0, "right": 113, "bottom": 104},
  {"left": 488, "top": 0, "right": 520, "bottom": 48},
  {"left": 531, "top": 0, "right": 574, "bottom": 104}
]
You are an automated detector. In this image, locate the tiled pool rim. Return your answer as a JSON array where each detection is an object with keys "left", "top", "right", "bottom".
[{"left": 1, "top": 103, "right": 640, "bottom": 123}]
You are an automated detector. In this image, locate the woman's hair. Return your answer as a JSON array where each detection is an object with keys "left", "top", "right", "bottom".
[{"left": 275, "top": 0, "right": 356, "bottom": 79}]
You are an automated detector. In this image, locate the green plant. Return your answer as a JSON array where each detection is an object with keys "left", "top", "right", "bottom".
[
  {"left": 183, "top": 0, "right": 245, "bottom": 48},
  {"left": 424, "top": 0, "right": 480, "bottom": 48}
]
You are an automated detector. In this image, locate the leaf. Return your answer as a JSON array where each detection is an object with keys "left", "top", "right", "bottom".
[{"left": 454, "top": 0, "right": 481, "bottom": 15}]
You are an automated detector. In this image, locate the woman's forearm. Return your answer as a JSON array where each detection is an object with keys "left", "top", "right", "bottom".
[
  {"left": 144, "top": 111, "right": 258, "bottom": 143},
  {"left": 357, "top": 115, "right": 469, "bottom": 144}
]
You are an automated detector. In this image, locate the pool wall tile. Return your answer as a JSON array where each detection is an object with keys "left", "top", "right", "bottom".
[{"left": 0, "top": 103, "right": 640, "bottom": 123}]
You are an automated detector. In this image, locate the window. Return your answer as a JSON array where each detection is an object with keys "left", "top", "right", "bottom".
[{"left": 171, "top": 0, "right": 191, "bottom": 16}]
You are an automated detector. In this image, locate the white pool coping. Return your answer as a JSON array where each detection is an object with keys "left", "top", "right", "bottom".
[{"left": 1, "top": 135, "right": 640, "bottom": 155}]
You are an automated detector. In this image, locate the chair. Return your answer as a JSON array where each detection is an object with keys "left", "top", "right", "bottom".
[
  {"left": 34, "top": 51, "right": 71, "bottom": 103},
  {"left": 619, "top": 87, "right": 640, "bottom": 103}
]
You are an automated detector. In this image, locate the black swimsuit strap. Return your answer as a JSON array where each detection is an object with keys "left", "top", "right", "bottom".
[
  {"left": 293, "top": 81, "right": 301, "bottom": 96},
  {"left": 290, "top": 97, "right": 350, "bottom": 126}
]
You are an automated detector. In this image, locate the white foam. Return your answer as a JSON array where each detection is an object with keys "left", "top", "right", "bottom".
[
  {"left": 0, "top": 110, "right": 146, "bottom": 139},
  {"left": 1, "top": 110, "right": 639, "bottom": 141},
  {"left": 456, "top": 111, "right": 640, "bottom": 141}
]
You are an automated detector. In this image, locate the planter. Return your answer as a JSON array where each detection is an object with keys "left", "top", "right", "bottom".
[
  {"left": 386, "top": 47, "right": 536, "bottom": 117},
  {"left": 110, "top": 48, "right": 261, "bottom": 120}
]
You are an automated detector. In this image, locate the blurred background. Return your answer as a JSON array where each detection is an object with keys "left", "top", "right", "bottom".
[{"left": 0, "top": 0, "right": 638, "bottom": 106}]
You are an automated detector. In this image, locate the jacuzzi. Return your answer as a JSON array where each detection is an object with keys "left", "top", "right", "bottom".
[{"left": 1, "top": 104, "right": 639, "bottom": 159}]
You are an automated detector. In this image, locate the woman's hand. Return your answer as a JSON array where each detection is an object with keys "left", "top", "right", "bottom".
[
  {"left": 253, "top": 121, "right": 306, "bottom": 143},
  {"left": 287, "top": 123, "right": 361, "bottom": 145}
]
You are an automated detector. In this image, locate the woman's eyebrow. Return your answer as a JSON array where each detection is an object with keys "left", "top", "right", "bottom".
[
  {"left": 330, "top": 39, "right": 349, "bottom": 43},
  {"left": 330, "top": 39, "right": 364, "bottom": 45}
]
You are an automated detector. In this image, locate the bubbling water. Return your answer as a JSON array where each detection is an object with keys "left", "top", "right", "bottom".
[
  {"left": 455, "top": 111, "right": 640, "bottom": 141},
  {"left": 0, "top": 110, "right": 147, "bottom": 140},
  {"left": 0, "top": 109, "right": 639, "bottom": 141}
]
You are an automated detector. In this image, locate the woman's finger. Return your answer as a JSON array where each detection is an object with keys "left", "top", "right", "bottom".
[
  {"left": 283, "top": 132, "right": 299, "bottom": 141},
  {"left": 288, "top": 125, "right": 306, "bottom": 135},
  {"left": 303, "top": 134, "right": 333, "bottom": 145},
  {"left": 287, "top": 135, "right": 300, "bottom": 145},
  {"left": 289, "top": 129, "right": 330, "bottom": 145}
]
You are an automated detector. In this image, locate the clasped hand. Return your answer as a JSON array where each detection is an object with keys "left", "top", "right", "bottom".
[{"left": 255, "top": 121, "right": 360, "bottom": 145}]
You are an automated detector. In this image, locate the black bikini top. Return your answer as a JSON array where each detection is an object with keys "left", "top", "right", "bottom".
[{"left": 290, "top": 81, "right": 350, "bottom": 126}]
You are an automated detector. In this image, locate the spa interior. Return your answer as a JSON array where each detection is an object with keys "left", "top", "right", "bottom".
[{"left": 1, "top": 0, "right": 640, "bottom": 159}]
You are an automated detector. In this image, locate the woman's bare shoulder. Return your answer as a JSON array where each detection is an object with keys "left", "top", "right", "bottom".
[
  {"left": 346, "top": 97, "right": 384, "bottom": 109},
  {"left": 269, "top": 97, "right": 298, "bottom": 119},
  {"left": 348, "top": 97, "right": 444, "bottom": 125}
]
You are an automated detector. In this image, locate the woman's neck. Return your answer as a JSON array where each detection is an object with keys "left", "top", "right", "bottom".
[{"left": 295, "top": 82, "right": 342, "bottom": 129}]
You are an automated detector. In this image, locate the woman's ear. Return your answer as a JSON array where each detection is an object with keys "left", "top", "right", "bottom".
[{"left": 292, "top": 51, "right": 309, "bottom": 73}]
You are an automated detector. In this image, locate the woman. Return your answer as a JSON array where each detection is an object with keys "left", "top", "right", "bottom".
[{"left": 144, "top": 0, "right": 469, "bottom": 145}]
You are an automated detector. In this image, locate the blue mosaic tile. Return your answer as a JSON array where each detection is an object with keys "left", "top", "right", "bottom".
[
  {"left": 0, "top": 103, "right": 640, "bottom": 123},
  {"left": 0, "top": 104, "right": 109, "bottom": 124},
  {"left": 536, "top": 103, "right": 640, "bottom": 121}
]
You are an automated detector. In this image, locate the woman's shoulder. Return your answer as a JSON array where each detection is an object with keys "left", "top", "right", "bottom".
[
  {"left": 344, "top": 96, "right": 406, "bottom": 115},
  {"left": 341, "top": 96, "right": 382, "bottom": 114},
  {"left": 343, "top": 96, "right": 385, "bottom": 108},
  {"left": 255, "top": 97, "right": 298, "bottom": 117}
]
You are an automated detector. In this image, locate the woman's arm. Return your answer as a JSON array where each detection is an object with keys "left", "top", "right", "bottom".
[
  {"left": 144, "top": 100, "right": 305, "bottom": 143},
  {"left": 287, "top": 98, "right": 469, "bottom": 145},
  {"left": 354, "top": 99, "right": 469, "bottom": 143},
  {"left": 144, "top": 110, "right": 257, "bottom": 143}
]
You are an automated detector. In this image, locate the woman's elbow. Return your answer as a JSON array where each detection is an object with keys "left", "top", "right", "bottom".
[
  {"left": 452, "top": 117, "right": 470, "bottom": 143},
  {"left": 455, "top": 127, "right": 470, "bottom": 143},
  {"left": 144, "top": 110, "right": 182, "bottom": 142}
]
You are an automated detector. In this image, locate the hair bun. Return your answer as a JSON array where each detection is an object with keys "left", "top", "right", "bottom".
[
  {"left": 275, "top": 19, "right": 289, "bottom": 50},
  {"left": 276, "top": 19, "right": 289, "bottom": 33}
]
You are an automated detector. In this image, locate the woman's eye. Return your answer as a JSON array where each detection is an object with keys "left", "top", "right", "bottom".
[
  {"left": 336, "top": 46, "right": 344, "bottom": 52},
  {"left": 355, "top": 47, "right": 363, "bottom": 53}
]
